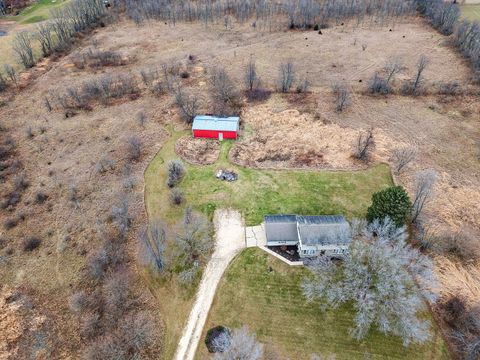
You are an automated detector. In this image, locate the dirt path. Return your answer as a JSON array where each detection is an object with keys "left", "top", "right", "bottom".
[{"left": 174, "top": 209, "right": 245, "bottom": 360}]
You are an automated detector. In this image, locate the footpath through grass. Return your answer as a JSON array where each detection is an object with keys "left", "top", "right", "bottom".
[
  {"left": 143, "top": 129, "right": 397, "bottom": 359},
  {"left": 197, "top": 248, "right": 449, "bottom": 359}
]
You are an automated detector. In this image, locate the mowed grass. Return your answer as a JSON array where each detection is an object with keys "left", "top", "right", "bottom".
[
  {"left": 6, "top": 0, "right": 70, "bottom": 23},
  {"left": 144, "top": 129, "right": 396, "bottom": 358},
  {"left": 146, "top": 130, "right": 394, "bottom": 227},
  {"left": 461, "top": 4, "right": 480, "bottom": 21},
  {"left": 197, "top": 248, "right": 449, "bottom": 360}
]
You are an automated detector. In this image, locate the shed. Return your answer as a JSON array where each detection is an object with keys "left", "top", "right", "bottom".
[{"left": 192, "top": 115, "right": 240, "bottom": 140}]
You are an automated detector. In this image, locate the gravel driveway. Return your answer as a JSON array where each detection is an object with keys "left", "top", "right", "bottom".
[{"left": 174, "top": 209, "right": 245, "bottom": 360}]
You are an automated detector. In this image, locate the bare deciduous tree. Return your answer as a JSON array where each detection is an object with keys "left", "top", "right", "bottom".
[
  {"left": 303, "top": 218, "right": 438, "bottom": 346},
  {"left": 166, "top": 160, "right": 185, "bottom": 188},
  {"left": 413, "top": 55, "right": 429, "bottom": 95},
  {"left": 175, "top": 89, "right": 201, "bottom": 123},
  {"left": 127, "top": 136, "right": 142, "bottom": 161},
  {"left": 385, "top": 58, "right": 403, "bottom": 85},
  {"left": 139, "top": 221, "right": 166, "bottom": 272},
  {"left": 391, "top": 146, "right": 417, "bottom": 175},
  {"left": 209, "top": 67, "right": 240, "bottom": 115},
  {"left": 332, "top": 82, "right": 351, "bottom": 112},
  {"left": 36, "top": 23, "right": 54, "bottom": 57},
  {"left": 13, "top": 31, "right": 35, "bottom": 68},
  {"left": 244, "top": 59, "right": 260, "bottom": 91},
  {"left": 411, "top": 169, "right": 437, "bottom": 223},
  {"left": 278, "top": 61, "right": 295, "bottom": 93},
  {"left": 403, "top": 55, "right": 429, "bottom": 96},
  {"left": 175, "top": 208, "right": 213, "bottom": 283},
  {"left": 354, "top": 129, "right": 374, "bottom": 161},
  {"left": 111, "top": 196, "right": 131, "bottom": 238},
  {"left": 213, "top": 326, "right": 263, "bottom": 360},
  {"left": 3, "top": 65, "right": 17, "bottom": 86}
]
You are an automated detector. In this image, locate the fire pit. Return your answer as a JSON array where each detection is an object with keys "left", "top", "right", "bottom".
[{"left": 215, "top": 169, "right": 238, "bottom": 182}]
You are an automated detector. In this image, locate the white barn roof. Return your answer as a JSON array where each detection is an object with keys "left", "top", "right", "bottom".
[{"left": 192, "top": 115, "right": 239, "bottom": 132}]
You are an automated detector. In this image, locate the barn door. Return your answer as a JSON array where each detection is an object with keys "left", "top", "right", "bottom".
[{"left": 218, "top": 132, "right": 224, "bottom": 141}]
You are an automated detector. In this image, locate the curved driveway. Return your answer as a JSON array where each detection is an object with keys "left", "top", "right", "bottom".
[{"left": 174, "top": 209, "right": 245, "bottom": 360}]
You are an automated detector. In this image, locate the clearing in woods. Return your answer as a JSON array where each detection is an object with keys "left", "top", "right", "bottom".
[{"left": 144, "top": 129, "right": 393, "bottom": 358}]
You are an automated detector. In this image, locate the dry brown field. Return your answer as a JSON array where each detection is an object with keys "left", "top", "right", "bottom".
[{"left": 0, "top": 15, "right": 479, "bottom": 358}]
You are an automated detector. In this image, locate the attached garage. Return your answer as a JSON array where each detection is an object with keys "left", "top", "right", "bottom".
[
  {"left": 192, "top": 115, "right": 240, "bottom": 140},
  {"left": 264, "top": 215, "right": 299, "bottom": 246}
]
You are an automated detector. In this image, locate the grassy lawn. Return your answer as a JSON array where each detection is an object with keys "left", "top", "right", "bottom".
[
  {"left": 5, "top": 0, "right": 70, "bottom": 23},
  {"left": 144, "top": 128, "right": 396, "bottom": 358},
  {"left": 461, "top": 4, "right": 480, "bottom": 21},
  {"left": 197, "top": 248, "right": 449, "bottom": 359},
  {"left": 145, "top": 130, "right": 394, "bottom": 227}
]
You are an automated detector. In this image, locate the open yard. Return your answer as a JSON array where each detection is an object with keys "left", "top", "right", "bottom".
[
  {"left": 197, "top": 248, "right": 449, "bottom": 359},
  {"left": 145, "top": 130, "right": 393, "bottom": 226},
  {"left": 144, "top": 129, "right": 393, "bottom": 358}
]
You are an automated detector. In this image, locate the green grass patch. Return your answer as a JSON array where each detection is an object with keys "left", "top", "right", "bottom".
[
  {"left": 144, "top": 129, "right": 400, "bottom": 359},
  {"left": 145, "top": 131, "right": 394, "bottom": 227},
  {"left": 197, "top": 248, "right": 449, "bottom": 359},
  {"left": 5, "top": 0, "right": 70, "bottom": 24},
  {"left": 460, "top": 4, "right": 480, "bottom": 21}
]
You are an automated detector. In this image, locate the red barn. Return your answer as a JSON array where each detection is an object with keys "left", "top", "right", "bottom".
[{"left": 192, "top": 115, "right": 240, "bottom": 140}]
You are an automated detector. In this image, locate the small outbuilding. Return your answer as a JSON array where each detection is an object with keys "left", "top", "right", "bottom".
[
  {"left": 192, "top": 115, "right": 240, "bottom": 140},
  {"left": 264, "top": 214, "right": 351, "bottom": 258}
]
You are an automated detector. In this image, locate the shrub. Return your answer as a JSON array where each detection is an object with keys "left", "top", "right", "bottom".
[
  {"left": 69, "top": 291, "right": 89, "bottom": 313},
  {"left": 0, "top": 72, "right": 7, "bottom": 92},
  {"left": 205, "top": 326, "right": 231, "bottom": 353},
  {"left": 166, "top": 160, "right": 185, "bottom": 188},
  {"left": 13, "top": 174, "right": 30, "bottom": 191},
  {"left": 170, "top": 188, "right": 184, "bottom": 205},
  {"left": 126, "top": 136, "right": 142, "bottom": 161},
  {"left": 35, "top": 192, "right": 49, "bottom": 204},
  {"left": 441, "top": 230, "right": 480, "bottom": 262},
  {"left": 1, "top": 191, "right": 21, "bottom": 209},
  {"left": 246, "top": 88, "right": 271, "bottom": 103},
  {"left": 332, "top": 81, "right": 351, "bottom": 112},
  {"left": 23, "top": 237, "right": 41, "bottom": 251},
  {"left": 95, "top": 156, "right": 115, "bottom": 174},
  {"left": 368, "top": 73, "right": 390, "bottom": 94},
  {"left": 313, "top": 24, "right": 319, "bottom": 31},
  {"left": 84, "top": 49, "right": 124, "bottom": 68},
  {"left": 366, "top": 186, "right": 412, "bottom": 226},
  {"left": 438, "top": 81, "right": 461, "bottom": 96},
  {"left": 4, "top": 218, "right": 18, "bottom": 230}
]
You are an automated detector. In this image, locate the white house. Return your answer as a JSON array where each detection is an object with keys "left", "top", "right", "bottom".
[{"left": 264, "top": 214, "right": 351, "bottom": 258}]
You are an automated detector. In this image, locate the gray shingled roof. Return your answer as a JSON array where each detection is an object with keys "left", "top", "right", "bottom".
[
  {"left": 264, "top": 215, "right": 298, "bottom": 243},
  {"left": 297, "top": 215, "right": 351, "bottom": 246},
  {"left": 264, "top": 215, "right": 351, "bottom": 246}
]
